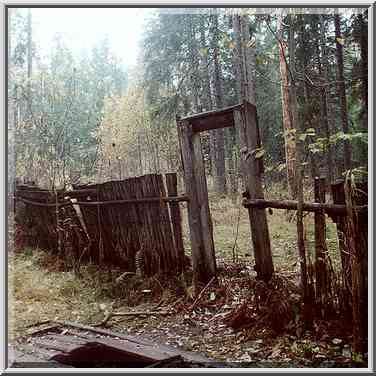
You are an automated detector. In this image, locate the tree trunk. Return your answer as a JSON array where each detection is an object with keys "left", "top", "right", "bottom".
[
  {"left": 232, "top": 14, "right": 245, "bottom": 198},
  {"left": 290, "top": 14, "right": 313, "bottom": 327},
  {"left": 358, "top": 13, "right": 368, "bottom": 167},
  {"left": 211, "top": 13, "right": 226, "bottom": 195},
  {"left": 233, "top": 15, "right": 245, "bottom": 100},
  {"left": 304, "top": 17, "right": 319, "bottom": 180},
  {"left": 199, "top": 16, "right": 213, "bottom": 113},
  {"left": 8, "top": 10, "right": 15, "bottom": 214},
  {"left": 334, "top": 14, "right": 352, "bottom": 173},
  {"left": 27, "top": 8, "right": 32, "bottom": 113},
  {"left": 240, "top": 15, "right": 256, "bottom": 103},
  {"left": 188, "top": 15, "right": 201, "bottom": 113},
  {"left": 319, "top": 15, "right": 334, "bottom": 185},
  {"left": 277, "top": 14, "right": 297, "bottom": 199},
  {"left": 199, "top": 16, "right": 216, "bottom": 183},
  {"left": 233, "top": 12, "right": 259, "bottom": 184}
]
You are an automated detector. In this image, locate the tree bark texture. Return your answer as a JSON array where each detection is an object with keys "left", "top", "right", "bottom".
[
  {"left": 211, "top": 13, "right": 226, "bottom": 195},
  {"left": 277, "top": 14, "right": 297, "bottom": 199},
  {"left": 319, "top": 16, "right": 334, "bottom": 184},
  {"left": 188, "top": 15, "right": 201, "bottom": 113},
  {"left": 358, "top": 13, "right": 368, "bottom": 167},
  {"left": 334, "top": 14, "right": 352, "bottom": 172}
]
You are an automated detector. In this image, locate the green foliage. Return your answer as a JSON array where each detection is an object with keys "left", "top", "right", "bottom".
[
  {"left": 10, "top": 13, "right": 128, "bottom": 187},
  {"left": 10, "top": 8, "right": 368, "bottom": 188}
]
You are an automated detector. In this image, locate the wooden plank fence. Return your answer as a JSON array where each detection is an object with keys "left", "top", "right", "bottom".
[{"left": 15, "top": 173, "right": 186, "bottom": 276}]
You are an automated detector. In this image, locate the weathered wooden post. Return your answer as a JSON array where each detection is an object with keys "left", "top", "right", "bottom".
[
  {"left": 347, "top": 180, "right": 368, "bottom": 355},
  {"left": 235, "top": 101, "right": 274, "bottom": 282},
  {"left": 165, "top": 173, "right": 185, "bottom": 272},
  {"left": 177, "top": 118, "right": 217, "bottom": 290},
  {"left": 331, "top": 180, "right": 352, "bottom": 319},
  {"left": 332, "top": 179, "right": 368, "bottom": 354},
  {"left": 314, "top": 177, "right": 329, "bottom": 315}
]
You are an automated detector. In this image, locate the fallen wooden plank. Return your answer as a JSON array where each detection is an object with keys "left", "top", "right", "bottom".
[
  {"left": 9, "top": 347, "right": 73, "bottom": 368},
  {"left": 146, "top": 355, "right": 183, "bottom": 368},
  {"left": 18, "top": 343, "right": 61, "bottom": 361},
  {"left": 113, "top": 310, "right": 172, "bottom": 317},
  {"left": 151, "top": 342, "right": 215, "bottom": 364},
  {"left": 24, "top": 319, "right": 51, "bottom": 329},
  {"left": 9, "top": 346, "right": 45, "bottom": 364},
  {"left": 94, "top": 309, "right": 173, "bottom": 327},
  {"left": 26, "top": 325, "right": 62, "bottom": 338},
  {"left": 14, "top": 320, "right": 215, "bottom": 368},
  {"left": 94, "top": 337, "right": 173, "bottom": 361},
  {"left": 43, "top": 335, "right": 89, "bottom": 347},
  {"left": 55, "top": 321, "right": 214, "bottom": 364},
  {"left": 33, "top": 338, "right": 81, "bottom": 353},
  {"left": 50, "top": 339, "right": 173, "bottom": 367},
  {"left": 53, "top": 320, "right": 153, "bottom": 346}
]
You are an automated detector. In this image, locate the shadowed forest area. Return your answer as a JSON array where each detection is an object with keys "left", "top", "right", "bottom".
[{"left": 8, "top": 7, "right": 369, "bottom": 369}]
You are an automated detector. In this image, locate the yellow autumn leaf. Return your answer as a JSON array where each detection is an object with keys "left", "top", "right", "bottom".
[{"left": 336, "top": 37, "right": 345, "bottom": 45}]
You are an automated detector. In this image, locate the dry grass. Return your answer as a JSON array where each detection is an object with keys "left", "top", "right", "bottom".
[{"left": 9, "top": 250, "right": 114, "bottom": 340}]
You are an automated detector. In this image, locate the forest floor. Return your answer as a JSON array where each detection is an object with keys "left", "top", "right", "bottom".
[{"left": 9, "top": 193, "right": 367, "bottom": 368}]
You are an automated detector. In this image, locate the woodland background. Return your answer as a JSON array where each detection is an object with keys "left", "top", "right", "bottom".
[{"left": 8, "top": 8, "right": 368, "bottom": 193}]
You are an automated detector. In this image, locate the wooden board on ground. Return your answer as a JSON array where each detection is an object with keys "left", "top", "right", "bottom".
[{"left": 10, "top": 321, "right": 215, "bottom": 368}]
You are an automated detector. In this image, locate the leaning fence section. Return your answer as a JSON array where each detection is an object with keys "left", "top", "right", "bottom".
[{"left": 15, "top": 173, "right": 186, "bottom": 276}]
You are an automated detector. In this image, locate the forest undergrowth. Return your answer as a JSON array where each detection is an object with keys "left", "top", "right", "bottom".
[{"left": 9, "top": 193, "right": 365, "bottom": 367}]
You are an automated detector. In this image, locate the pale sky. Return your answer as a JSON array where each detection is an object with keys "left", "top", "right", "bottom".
[{"left": 31, "top": 8, "right": 155, "bottom": 68}]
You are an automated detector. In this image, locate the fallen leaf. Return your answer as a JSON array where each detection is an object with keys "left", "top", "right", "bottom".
[{"left": 336, "top": 37, "right": 345, "bottom": 45}]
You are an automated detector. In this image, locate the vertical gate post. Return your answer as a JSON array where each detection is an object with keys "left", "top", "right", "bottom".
[
  {"left": 165, "top": 173, "right": 185, "bottom": 272},
  {"left": 234, "top": 102, "right": 274, "bottom": 282},
  {"left": 331, "top": 180, "right": 352, "bottom": 319},
  {"left": 177, "top": 119, "right": 217, "bottom": 289},
  {"left": 314, "top": 177, "right": 329, "bottom": 314}
]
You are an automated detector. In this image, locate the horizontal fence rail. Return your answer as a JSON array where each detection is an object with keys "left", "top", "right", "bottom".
[
  {"left": 243, "top": 198, "right": 367, "bottom": 216},
  {"left": 16, "top": 195, "right": 189, "bottom": 207}
]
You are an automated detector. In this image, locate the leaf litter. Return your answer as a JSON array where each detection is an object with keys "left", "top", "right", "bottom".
[{"left": 10, "top": 250, "right": 366, "bottom": 368}]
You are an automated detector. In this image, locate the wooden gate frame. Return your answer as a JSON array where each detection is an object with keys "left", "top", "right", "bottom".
[{"left": 177, "top": 100, "right": 274, "bottom": 287}]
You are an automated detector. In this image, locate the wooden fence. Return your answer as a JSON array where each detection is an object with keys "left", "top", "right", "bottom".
[{"left": 15, "top": 173, "right": 186, "bottom": 276}]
